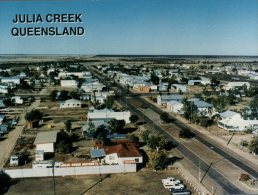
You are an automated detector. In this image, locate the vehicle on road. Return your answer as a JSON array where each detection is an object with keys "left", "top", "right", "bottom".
[{"left": 141, "top": 104, "right": 149, "bottom": 109}]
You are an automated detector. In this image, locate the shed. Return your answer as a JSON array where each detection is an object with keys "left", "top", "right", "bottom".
[{"left": 34, "top": 131, "right": 58, "bottom": 153}]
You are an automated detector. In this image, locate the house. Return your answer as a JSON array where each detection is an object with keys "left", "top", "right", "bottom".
[
  {"left": 103, "top": 143, "right": 143, "bottom": 164},
  {"left": 34, "top": 131, "right": 58, "bottom": 153},
  {"left": 171, "top": 84, "right": 187, "bottom": 93},
  {"left": 11, "top": 96, "right": 23, "bottom": 104},
  {"left": 0, "top": 115, "right": 6, "bottom": 124},
  {"left": 135, "top": 85, "right": 151, "bottom": 93},
  {"left": 60, "top": 80, "right": 78, "bottom": 88},
  {"left": 188, "top": 98, "right": 214, "bottom": 116},
  {"left": 10, "top": 155, "right": 20, "bottom": 166},
  {"left": 60, "top": 99, "right": 82, "bottom": 109},
  {"left": 58, "top": 71, "right": 91, "bottom": 78},
  {"left": 224, "top": 82, "right": 250, "bottom": 91},
  {"left": 218, "top": 110, "right": 258, "bottom": 131},
  {"left": 0, "top": 84, "right": 8, "bottom": 94},
  {"left": 81, "top": 81, "right": 105, "bottom": 93},
  {"left": 88, "top": 109, "right": 131, "bottom": 123},
  {"left": 0, "top": 124, "right": 9, "bottom": 134},
  {"left": 1, "top": 76, "right": 20, "bottom": 85},
  {"left": 0, "top": 100, "right": 6, "bottom": 108},
  {"left": 157, "top": 95, "right": 184, "bottom": 106},
  {"left": 188, "top": 77, "right": 210, "bottom": 86},
  {"left": 167, "top": 101, "right": 184, "bottom": 114}
]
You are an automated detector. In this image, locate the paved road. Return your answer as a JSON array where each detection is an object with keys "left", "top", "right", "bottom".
[
  {"left": 0, "top": 100, "right": 40, "bottom": 168},
  {"left": 123, "top": 96, "right": 245, "bottom": 194},
  {"left": 89, "top": 67, "right": 256, "bottom": 194}
]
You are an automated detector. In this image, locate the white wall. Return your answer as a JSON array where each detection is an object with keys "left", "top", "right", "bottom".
[
  {"left": 60, "top": 80, "right": 78, "bottom": 88},
  {"left": 4, "top": 164, "right": 137, "bottom": 178},
  {"left": 36, "top": 143, "right": 54, "bottom": 153}
]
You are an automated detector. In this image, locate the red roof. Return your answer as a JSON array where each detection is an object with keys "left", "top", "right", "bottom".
[{"left": 103, "top": 143, "right": 141, "bottom": 158}]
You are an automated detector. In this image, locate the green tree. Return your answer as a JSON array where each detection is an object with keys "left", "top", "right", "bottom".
[
  {"left": 150, "top": 71, "right": 159, "bottom": 85},
  {"left": 50, "top": 90, "right": 58, "bottom": 101},
  {"left": 248, "top": 136, "right": 258, "bottom": 154},
  {"left": 148, "top": 134, "right": 166, "bottom": 151},
  {"left": 65, "top": 120, "right": 72, "bottom": 133},
  {"left": 25, "top": 109, "right": 43, "bottom": 121},
  {"left": 160, "top": 112, "right": 170, "bottom": 123},
  {"left": 129, "top": 134, "right": 140, "bottom": 145},
  {"left": 142, "top": 130, "right": 150, "bottom": 144},
  {"left": 87, "top": 119, "right": 95, "bottom": 138},
  {"left": 104, "top": 95, "right": 114, "bottom": 109},
  {"left": 148, "top": 150, "right": 168, "bottom": 170},
  {"left": 179, "top": 128, "right": 195, "bottom": 139},
  {"left": 108, "top": 119, "right": 125, "bottom": 133},
  {"left": 56, "top": 130, "right": 73, "bottom": 153},
  {"left": 182, "top": 99, "right": 197, "bottom": 121},
  {"left": 58, "top": 90, "right": 70, "bottom": 101},
  {"left": 129, "top": 114, "right": 139, "bottom": 123}
]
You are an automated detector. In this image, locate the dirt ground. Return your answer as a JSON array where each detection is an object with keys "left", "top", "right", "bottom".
[{"left": 6, "top": 168, "right": 195, "bottom": 195}]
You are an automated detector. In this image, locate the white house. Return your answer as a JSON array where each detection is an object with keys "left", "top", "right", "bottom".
[
  {"left": 60, "top": 99, "right": 82, "bottom": 108},
  {"left": 188, "top": 77, "right": 211, "bottom": 86},
  {"left": 103, "top": 144, "right": 143, "bottom": 164},
  {"left": 11, "top": 96, "right": 23, "bottom": 104},
  {"left": 157, "top": 95, "right": 184, "bottom": 106},
  {"left": 34, "top": 131, "right": 58, "bottom": 153},
  {"left": 0, "top": 84, "right": 8, "bottom": 94},
  {"left": 58, "top": 71, "right": 91, "bottom": 78},
  {"left": 167, "top": 101, "right": 184, "bottom": 113},
  {"left": 224, "top": 82, "right": 250, "bottom": 91},
  {"left": 88, "top": 109, "right": 131, "bottom": 123},
  {"left": 1, "top": 76, "right": 20, "bottom": 85},
  {"left": 60, "top": 80, "right": 78, "bottom": 88},
  {"left": 81, "top": 81, "right": 105, "bottom": 93},
  {"left": 218, "top": 110, "right": 258, "bottom": 131},
  {"left": 171, "top": 84, "right": 187, "bottom": 93},
  {"left": 188, "top": 98, "right": 214, "bottom": 116}
]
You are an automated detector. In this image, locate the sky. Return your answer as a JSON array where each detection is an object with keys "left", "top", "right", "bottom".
[{"left": 0, "top": 0, "right": 257, "bottom": 55}]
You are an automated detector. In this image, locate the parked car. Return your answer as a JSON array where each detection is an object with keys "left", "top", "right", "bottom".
[
  {"left": 162, "top": 177, "right": 182, "bottom": 189},
  {"left": 169, "top": 189, "right": 191, "bottom": 195},
  {"left": 169, "top": 183, "right": 185, "bottom": 190}
]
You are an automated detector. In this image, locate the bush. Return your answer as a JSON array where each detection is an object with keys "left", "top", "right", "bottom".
[
  {"left": 179, "top": 129, "right": 195, "bottom": 139},
  {"left": 238, "top": 173, "right": 250, "bottom": 181}
]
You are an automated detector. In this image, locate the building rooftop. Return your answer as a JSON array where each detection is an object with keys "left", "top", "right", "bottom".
[
  {"left": 220, "top": 110, "right": 240, "bottom": 118},
  {"left": 34, "top": 131, "right": 58, "bottom": 145},
  {"left": 90, "top": 148, "right": 106, "bottom": 158},
  {"left": 103, "top": 143, "right": 141, "bottom": 158}
]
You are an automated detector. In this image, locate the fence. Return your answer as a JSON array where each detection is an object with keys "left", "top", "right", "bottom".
[{"left": 4, "top": 163, "right": 137, "bottom": 178}]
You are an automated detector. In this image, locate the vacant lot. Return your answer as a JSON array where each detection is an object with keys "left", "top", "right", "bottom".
[{"left": 5, "top": 168, "right": 194, "bottom": 195}]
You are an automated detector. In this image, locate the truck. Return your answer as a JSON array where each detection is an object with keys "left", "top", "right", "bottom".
[{"left": 162, "top": 177, "right": 182, "bottom": 189}]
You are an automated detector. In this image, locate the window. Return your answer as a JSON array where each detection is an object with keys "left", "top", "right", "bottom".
[{"left": 135, "top": 158, "right": 139, "bottom": 163}]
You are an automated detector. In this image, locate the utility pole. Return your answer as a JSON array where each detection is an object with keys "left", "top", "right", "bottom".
[
  {"left": 52, "top": 160, "right": 56, "bottom": 195},
  {"left": 199, "top": 155, "right": 201, "bottom": 183}
]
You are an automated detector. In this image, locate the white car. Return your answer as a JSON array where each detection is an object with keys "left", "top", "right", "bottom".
[
  {"left": 169, "top": 183, "right": 185, "bottom": 190},
  {"left": 162, "top": 177, "right": 182, "bottom": 189}
]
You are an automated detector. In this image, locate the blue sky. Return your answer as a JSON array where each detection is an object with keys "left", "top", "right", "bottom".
[{"left": 0, "top": 0, "right": 257, "bottom": 55}]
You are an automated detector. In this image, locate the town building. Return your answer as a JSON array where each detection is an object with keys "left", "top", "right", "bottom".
[
  {"left": 218, "top": 110, "right": 258, "bottom": 131},
  {"left": 102, "top": 143, "right": 143, "bottom": 164},
  {"left": 88, "top": 108, "right": 131, "bottom": 123},
  {"left": 157, "top": 95, "right": 184, "bottom": 106},
  {"left": 60, "top": 99, "right": 82, "bottom": 109},
  {"left": 34, "top": 131, "right": 58, "bottom": 153},
  {"left": 60, "top": 80, "right": 78, "bottom": 88}
]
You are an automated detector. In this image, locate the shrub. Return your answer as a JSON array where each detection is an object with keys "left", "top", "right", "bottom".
[{"left": 238, "top": 173, "right": 250, "bottom": 181}]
